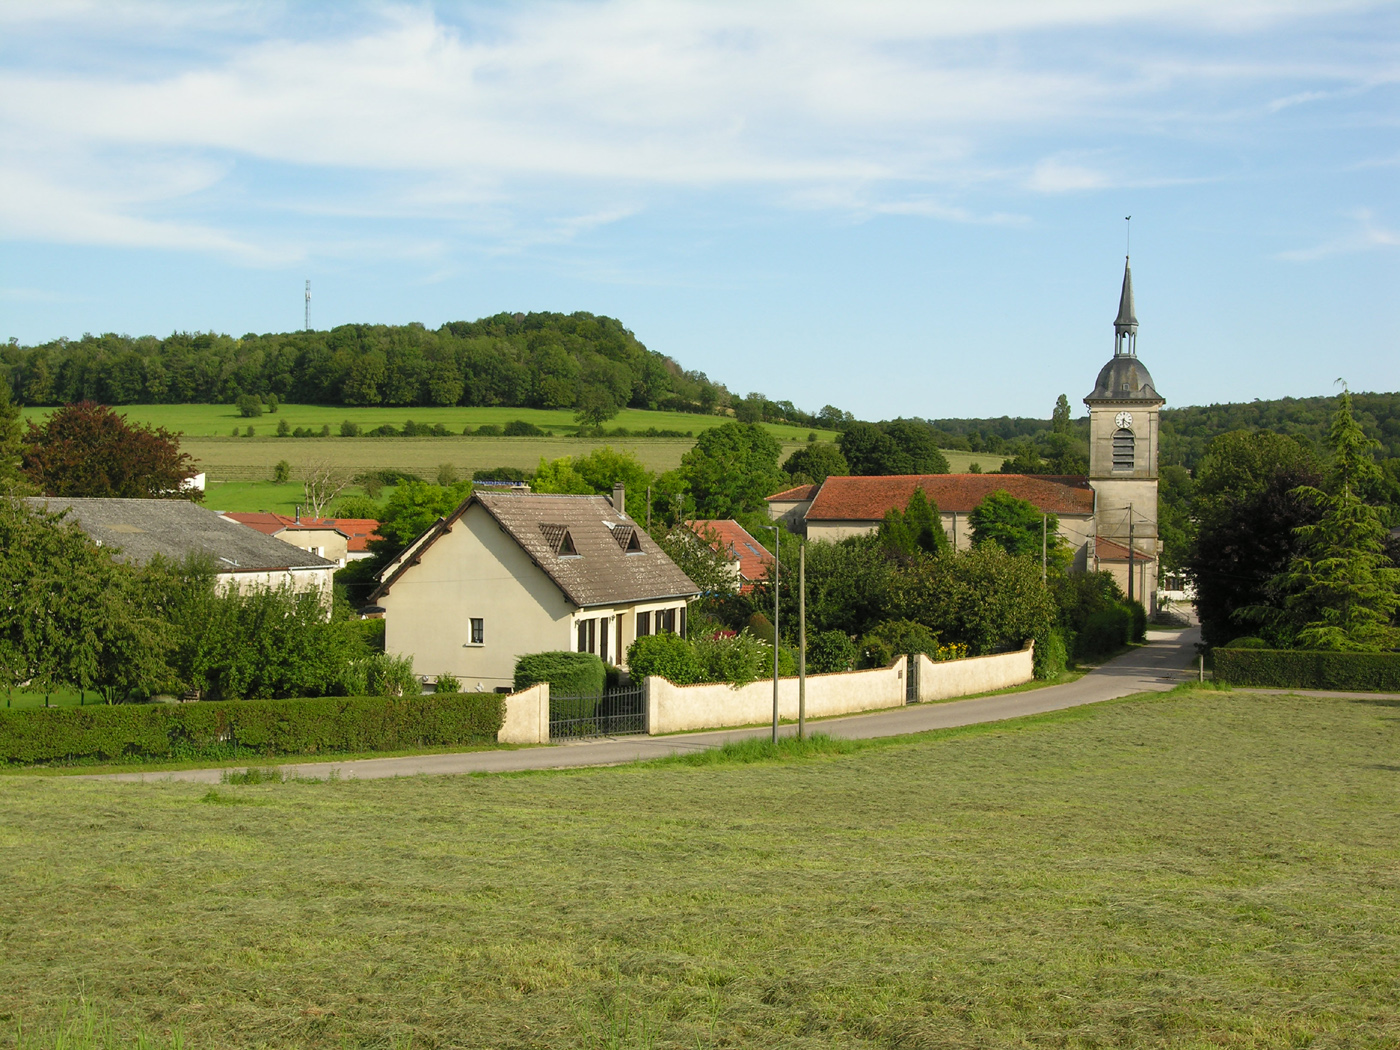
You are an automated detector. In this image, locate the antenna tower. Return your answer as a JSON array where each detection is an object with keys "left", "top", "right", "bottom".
[{"left": 304, "top": 279, "right": 311, "bottom": 331}]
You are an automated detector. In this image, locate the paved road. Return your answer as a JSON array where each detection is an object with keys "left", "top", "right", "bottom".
[{"left": 87, "top": 627, "right": 1203, "bottom": 784}]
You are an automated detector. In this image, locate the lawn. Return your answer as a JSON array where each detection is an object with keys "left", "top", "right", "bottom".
[{"left": 2, "top": 688, "right": 1397, "bottom": 1048}]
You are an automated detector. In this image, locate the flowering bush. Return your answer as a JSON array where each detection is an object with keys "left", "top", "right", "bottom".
[{"left": 931, "top": 642, "right": 969, "bottom": 662}]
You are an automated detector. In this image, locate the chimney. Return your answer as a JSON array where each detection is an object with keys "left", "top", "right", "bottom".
[
  {"left": 612, "top": 483, "right": 626, "bottom": 514},
  {"left": 295, "top": 505, "right": 301, "bottom": 525}
]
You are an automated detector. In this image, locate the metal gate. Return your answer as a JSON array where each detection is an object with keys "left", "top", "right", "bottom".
[
  {"left": 905, "top": 655, "right": 920, "bottom": 704},
  {"left": 549, "top": 684, "right": 646, "bottom": 740}
]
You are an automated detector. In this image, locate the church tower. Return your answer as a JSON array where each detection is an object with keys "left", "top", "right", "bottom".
[{"left": 1084, "top": 257, "right": 1165, "bottom": 611}]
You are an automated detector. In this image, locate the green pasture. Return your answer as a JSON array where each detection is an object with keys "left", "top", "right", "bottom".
[
  {"left": 2, "top": 688, "right": 1397, "bottom": 1047},
  {"left": 19, "top": 403, "right": 835, "bottom": 443}
]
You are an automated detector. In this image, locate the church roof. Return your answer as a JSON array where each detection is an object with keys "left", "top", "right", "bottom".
[
  {"left": 799, "top": 474, "right": 1095, "bottom": 521},
  {"left": 1114, "top": 257, "right": 1138, "bottom": 333},
  {"left": 1085, "top": 355, "right": 1163, "bottom": 403}
]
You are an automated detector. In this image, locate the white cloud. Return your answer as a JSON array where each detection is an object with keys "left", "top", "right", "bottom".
[
  {"left": 1277, "top": 209, "right": 1400, "bottom": 261},
  {"left": 1027, "top": 158, "right": 1114, "bottom": 193}
]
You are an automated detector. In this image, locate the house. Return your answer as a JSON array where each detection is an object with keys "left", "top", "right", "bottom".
[
  {"left": 25, "top": 497, "right": 337, "bottom": 603},
  {"left": 686, "top": 519, "right": 773, "bottom": 592},
  {"left": 367, "top": 487, "right": 700, "bottom": 691},
  {"left": 221, "top": 511, "right": 382, "bottom": 567},
  {"left": 767, "top": 257, "right": 1165, "bottom": 610}
]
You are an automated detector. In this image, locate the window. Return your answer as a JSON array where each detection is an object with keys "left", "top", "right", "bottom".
[
  {"left": 636, "top": 611, "right": 651, "bottom": 637},
  {"left": 1112, "top": 428, "right": 1135, "bottom": 472},
  {"left": 577, "top": 618, "right": 596, "bottom": 654},
  {"left": 470, "top": 618, "right": 484, "bottom": 645},
  {"left": 599, "top": 617, "right": 610, "bottom": 664},
  {"left": 659, "top": 608, "right": 677, "bottom": 634}
]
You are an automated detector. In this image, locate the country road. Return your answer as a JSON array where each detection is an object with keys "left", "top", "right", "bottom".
[{"left": 85, "top": 627, "right": 1203, "bottom": 784}]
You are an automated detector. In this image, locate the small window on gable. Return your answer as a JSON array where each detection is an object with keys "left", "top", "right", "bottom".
[
  {"left": 1112, "top": 428, "right": 1135, "bottom": 472},
  {"left": 539, "top": 523, "right": 578, "bottom": 556},
  {"left": 611, "top": 524, "right": 643, "bottom": 553}
]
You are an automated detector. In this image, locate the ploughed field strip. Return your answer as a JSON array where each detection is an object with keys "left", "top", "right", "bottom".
[{"left": 1, "top": 689, "right": 1397, "bottom": 1048}]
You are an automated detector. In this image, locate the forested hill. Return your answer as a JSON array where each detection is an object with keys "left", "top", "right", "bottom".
[
  {"left": 2, "top": 313, "right": 733, "bottom": 417},
  {"left": 927, "top": 391, "right": 1400, "bottom": 469}
]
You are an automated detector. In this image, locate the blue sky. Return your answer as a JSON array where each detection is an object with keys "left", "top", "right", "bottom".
[{"left": 1, "top": 1, "right": 1396, "bottom": 420}]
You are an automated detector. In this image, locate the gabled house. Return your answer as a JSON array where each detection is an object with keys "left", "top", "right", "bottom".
[
  {"left": 25, "top": 497, "right": 337, "bottom": 603},
  {"left": 221, "top": 511, "right": 382, "bottom": 567},
  {"left": 367, "top": 489, "right": 700, "bottom": 691},
  {"left": 686, "top": 519, "right": 773, "bottom": 593}
]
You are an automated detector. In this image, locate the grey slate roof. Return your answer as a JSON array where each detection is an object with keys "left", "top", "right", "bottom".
[
  {"left": 1114, "top": 256, "right": 1138, "bottom": 333},
  {"left": 371, "top": 492, "right": 700, "bottom": 609},
  {"left": 1085, "top": 355, "right": 1164, "bottom": 403},
  {"left": 24, "top": 497, "right": 336, "bottom": 573}
]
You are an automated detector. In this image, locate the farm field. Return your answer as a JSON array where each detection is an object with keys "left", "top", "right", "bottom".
[
  {"left": 18, "top": 403, "right": 836, "bottom": 443},
  {"left": 2, "top": 689, "right": 1396, "bottom": 1048}
]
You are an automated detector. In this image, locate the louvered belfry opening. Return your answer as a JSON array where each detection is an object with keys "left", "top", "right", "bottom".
[{"left": 1112, "top": 429, "right": 1135, "bottom": 471}]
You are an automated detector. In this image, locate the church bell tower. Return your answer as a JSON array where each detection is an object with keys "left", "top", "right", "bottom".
[{"left": 1084, "top": 257, "right": 1165, "bottom": 611}]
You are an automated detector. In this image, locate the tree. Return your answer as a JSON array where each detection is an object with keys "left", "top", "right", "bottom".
[
  {"left": 839, "top": 420, "right": 950, "bottom": 476},
  {"left": 373, "top": 479, "right": 473, "bottom": 549},
  {"left": 1157, "top": 464, "right": 1195, "bottom": 578},
  {"left": 0, "top": 377, "right": 24, "bottom": 492},
  {"left": 782, "top": 442, "right": 849, "bottom": 486},
  {"left": 575, "top": 384, "right": 620, "bottom": 427},
  {"left": 236, "top": 394, "right": 263, "bottom": 418},
  {"left": 838, "top": 422, "right": 902, "bottom": 476},
  {"left": 968, "top": 490, "right": 1067, "bottom": 570},
  {"left": 1266, "top": 391, "right": 1400, "bottom": 650},
  {"left": 679, "top": 422, "right": 784, "bottom": 518},
  {"left": 1052, "top": 394, "right": 1072, "bottom": 435},
  {"left": 659, "top": 522, "right": 738, "bottom": 596},
  {"left": 532, "top": 456, "right": 594, "bottom": 495},
  {"left": 773, "top": 535, "right": 893, "bottom": 639},
  {"left": 301, "top": 461, "right": 352, "bottom": 518},
  {"left": 1187, "top": 430, "right": 1322, "bottom": 647},
  {"left": 878, "top": 488, "right": 949, "bottom": 559},
  {"left": 21, "top": 402, "right": 200, "bottom": 500}
]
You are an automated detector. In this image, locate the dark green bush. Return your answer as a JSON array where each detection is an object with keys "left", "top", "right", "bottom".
[
  {"left": 513, "top": 651, "right": 606, "bottom": 695},
  {"left": 0, "top": 693, "right": 504, "bottom": 765},
  {"left": 1222, "top": 636, "right": 1268, "bottom": 649},
  {"left": 1033, "top": 627, "right": 1068, "bottom": 679},
  {"left": 1214, "top": 649, "right": 1400, "bottom": 690},
  {"left": 503, "top": 420, "right": 544, "bottom": 436},
  {"left": 473, "top": 424, "right": 502, "bottom": 436},
  {"left": 627, "top": 634, "right": 705, "bottom": 684},
  {"left": 858, "top": 619, "right": 937, "bottom": 668},
  {"left": 745, "top": 612, "right": 775, "bottom": 645},
  {"left": 1077, "top": 605, "right": 1132, "bottom": 660},
  {"left": 807, "top": 630, "right": 858, "bottom": 673},
  {"left": 1128, "top": 601, "right": 1147, "bottom": 643}
]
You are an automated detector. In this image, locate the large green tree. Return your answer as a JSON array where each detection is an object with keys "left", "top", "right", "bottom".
[
  {"left": 1266, "top": 391, "right": 1400, "bottom": 650},
  {"left": 1187, "top": 430, "right": 1322, "bottom": 647},
  {"left": 22, "top": 402, "right": 200, "bottom": 499},
  {"left": 781, "top": 442, "right": 848, "bottom": 486},
  {"left": 878, "top": 488, "right": 949, "bottom": 559},
  {"left": 679, "top": 422, "right": 784, "bottom": 518},
  {"left": 839, "top": 420, "right": 950, "bottom": 476},
  {"left": 0, "top": 378, "right": 23, "bottom": 491},
  {"left": 968, "top": 490, "right": 1068, "bottom": 571}
]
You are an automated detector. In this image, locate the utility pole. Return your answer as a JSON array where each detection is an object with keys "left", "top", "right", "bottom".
[
  {"left": 1127, "top": 503, "right": 1135, "bottom": 604},
  {"left": 770, "top": 525, "right": 781, "bottom": 744},
  {"left": 798, "top": 541, "right": 806, "bottom": 740},
  {"left": 646, "top": 485, "right": 651, "bottom": 531}
]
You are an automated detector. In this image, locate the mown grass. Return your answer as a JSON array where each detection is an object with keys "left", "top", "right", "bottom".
[
  {"left": 19, "top": 403, "right": 834, "bottom": 443},
  {"left": 3, "top": 688, "right": 1396, "bottom": 1048}
]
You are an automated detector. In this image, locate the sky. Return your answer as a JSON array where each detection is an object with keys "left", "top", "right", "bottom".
[{"left": 0, "top": 1, "right": 1396, "bottom": 421}]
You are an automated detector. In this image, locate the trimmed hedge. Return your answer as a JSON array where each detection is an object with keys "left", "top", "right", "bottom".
[
  {"left": 1214, "top": 648, "right": 1400, "bottom": 691},
  {"left": 513, "top": 651, "right": 606, "bottom": 695},
  {"left": 0, "top": 693, "right": 505, "bottom": 766}
]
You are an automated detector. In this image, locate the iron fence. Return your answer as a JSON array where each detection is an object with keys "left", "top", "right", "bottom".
[{"left": 549, "top": 684, "right": 646, "bottom": 740}]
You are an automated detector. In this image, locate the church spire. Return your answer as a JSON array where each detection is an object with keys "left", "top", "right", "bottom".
[{"left": 1114, "top": 256, "right": 1138, "bottom": 358}]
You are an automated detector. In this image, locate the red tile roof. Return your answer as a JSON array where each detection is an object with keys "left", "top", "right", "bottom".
[
  {"left": 1095, "top": 536, "right": 1156, "bottom": 562},
  {"left": 687, "top": 519, "right": 773, "bottom": 583},
  {"left": 222, "top": 512, "right": 382, "bottom": 552},
  {"left": 802, "top": 474, "right": 1095, "bottom": 520},
  {"left": 765, "top": 484, "right": 819, "bottom": 502}
]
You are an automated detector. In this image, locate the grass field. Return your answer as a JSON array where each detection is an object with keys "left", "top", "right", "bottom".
[
  {"left": 19, "top": 403, "right": 835, "bottom": 443},
  {"left": 2, "top": 688, "right": 1397, "bottom": 1048}
]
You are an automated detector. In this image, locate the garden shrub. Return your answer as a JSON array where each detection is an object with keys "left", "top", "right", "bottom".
[
  {"left": 694, "top": 632, "right": 783, "bottom": 686},
  {"left": 807, "top": 630, "right": 857, "bottom": 674},
  {"left": 1076, "top": 605, "right": 1133, "bottom": 660},
  {"left": 434, "top": 673, "right": 461, "bottom": 693},
  {"left": 0, "top": 693, "right": 505, "bottom": 765},
  {"left": 1221, "top": 636, "right": 1267, "bottom": 649},
  {"left": 1128, "top": 600, "right": 1147, "bottom": 643},
  {"left": 503, "top": 420, "right": 544, "bottom": 436},
  {"left": 1032, "top": 627, "right": 1068, "bottom": 679},
  {"left": 1214, "top": 648, "right": 1400, "bottom": 691},
  {"left": 745, "top": 612, "right": 776, "bottom": 645},
  {"left": 627, "top": 634, "right": 704, "bottom": 684},
  {"left": 513, "top": 651, "right": 606, "bottom": 695},
  {"left": 858, "top": 619, "right": 937, "bottom": 668}
]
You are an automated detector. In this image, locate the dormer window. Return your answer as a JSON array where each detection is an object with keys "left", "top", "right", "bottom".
[
  {"left": 539, "top": 523, "right": 578, "bottom": 556},
  {"left": 610, "top": 524, "right": 644, "bottom": 553},
  {"left": 1112, "top": 428, "right": 1135, "bottom": 472}
]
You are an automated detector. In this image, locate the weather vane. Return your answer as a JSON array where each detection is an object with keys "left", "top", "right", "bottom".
[{"left": 1125, "top": 215, "right": 1131, "bottom": 257}]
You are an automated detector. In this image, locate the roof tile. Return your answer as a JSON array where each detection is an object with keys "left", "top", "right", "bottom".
[{"left": 800, "top": 474, "right": 1095, "bottom": 520}]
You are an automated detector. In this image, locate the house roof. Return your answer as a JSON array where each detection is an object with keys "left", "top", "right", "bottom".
[
  {"left": 371, "top": 492, "right": 700, "bottom": 609},
  {"left": 800, "top": 474, "right": 1095, "bottom": 521},
  {"left": 222, "top": 512, "right": 382, "bottom": 552},
  {"left": 1095, "top": 536, "right": 1156, "bottom": 562},
  {"left": 25, "top": 498, "right": 337, "bottom": 573},
  {"left": 687, "top": 519, "right": 773, "bottom": 582},
  {"left": 765, "top": 484, "right": 819, "bottom": 503}
]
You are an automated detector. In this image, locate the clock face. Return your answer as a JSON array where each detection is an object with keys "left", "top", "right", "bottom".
[{"left": 1114, "top": 411, "right": 1134, "bottom": 430}]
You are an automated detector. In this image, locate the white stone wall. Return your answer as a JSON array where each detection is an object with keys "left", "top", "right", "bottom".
[
  {"left": 913, "top": 644, "right": 1035, "bottom": 702},
  {"left": 498, "top": 682, "right": 550, "bottom": 744}
]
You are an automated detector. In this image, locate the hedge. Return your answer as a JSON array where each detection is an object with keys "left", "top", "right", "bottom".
[
  {"left": 513, "top": 651, "right": 606, "bottom": 696},
  {"left": 1214, "top": 648, "right": 1400, "bottom": 691},
  {"left": 0, "top": 692, "right": 505, "bottom": 766}
]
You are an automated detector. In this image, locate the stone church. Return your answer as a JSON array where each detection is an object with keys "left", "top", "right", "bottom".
[{"left": 766, "top": 257, "right": 1166, "bottom": 611}]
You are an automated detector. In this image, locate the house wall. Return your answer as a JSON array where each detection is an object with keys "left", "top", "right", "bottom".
[
  {"left": 645, "top": 657, "right": 907, "bottom": 735},
  {"left": 914, "top": 644, "right": 1034, "bottom": 702},
  {"left": 767, "top": 499, "right": 813, "bottom": 532},
  {"left": 218, "top": 567, "right": 334, "bottom": 607},
  {"left": 810, "top": 513, "right": 1094, "bottom": 564},
  {"left": 574, "top": 600, "right": 690, "bottom": 668},
  {"left": 380, "top": 503, "right": 575, "bottom": 691},
  {"left": 276, "top": 528, "right": 349, "bottom": 568}
]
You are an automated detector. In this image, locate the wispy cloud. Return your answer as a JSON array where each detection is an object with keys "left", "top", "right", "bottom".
[{"left": 1277, "top": 209, "right": 1400, "bottom": 261}]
